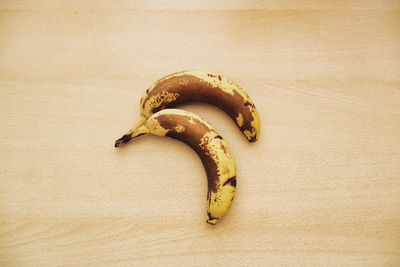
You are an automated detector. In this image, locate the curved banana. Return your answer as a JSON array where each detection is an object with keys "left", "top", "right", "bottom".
[
  {"left": 116, "top": 109, "right": 236, "bottom": 225},
  {"left": 115, "top": 70, "right": 260, "bottom": 146}
]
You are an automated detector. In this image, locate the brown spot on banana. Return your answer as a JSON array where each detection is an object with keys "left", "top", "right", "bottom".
[
  {"left": 117, "top": 109, "right": 236, "bottom": 225},
  {"left": 136, "top": 70, "right": 260, "bottom": 143},
  {"left": 147, "top": 90, "right": 180, "bottom": 112},
  {"left": 223, "top": 176, "right": 236, "bottom": 187}
]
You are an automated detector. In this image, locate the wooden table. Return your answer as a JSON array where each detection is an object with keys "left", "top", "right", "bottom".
[{"left": 1, "top": 1, "right": 399, "bottom": 266}]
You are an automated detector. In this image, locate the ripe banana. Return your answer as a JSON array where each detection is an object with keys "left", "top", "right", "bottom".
[
  {"left": 115, "top": 109, "right": 236, "bottom": 225},
  {"left": 115, "top": 70, "right": 260, "bottom": 146}
]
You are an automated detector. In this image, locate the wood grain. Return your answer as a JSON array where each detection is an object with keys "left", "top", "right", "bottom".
[{"left": 1, "top": 1, "right": 400, "bottom": 266}]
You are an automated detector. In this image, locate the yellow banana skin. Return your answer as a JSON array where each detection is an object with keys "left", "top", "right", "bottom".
[
  {"left": 116, "top": 109, "right": 237, "bottom": 225},
  {"left": 116, "top": 70, "right": 260, "bottom": 146}
]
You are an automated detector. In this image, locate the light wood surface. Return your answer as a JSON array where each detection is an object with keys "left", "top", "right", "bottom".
[{"left": 1, "top": 1, "right": 400, "bottom": 266}]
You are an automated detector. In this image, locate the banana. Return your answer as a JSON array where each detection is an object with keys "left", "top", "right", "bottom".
[
  {"left": 115, "top": 70, "right": 260, "bottom": 146},
  {"left": 116, "top": 109, "right": 236, "bottom": 225}
]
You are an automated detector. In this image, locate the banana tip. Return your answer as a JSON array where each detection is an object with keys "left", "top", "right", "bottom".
[
  {"left": 114, "top": 139, "right": 123, "bottom": 147},
  {"left": 249, "top": 136, "right": 257, "bottom": 143},
  {"left": 114, "top": 134, "right": 131, "bottom": 147},
  {"left": 206, "top": 212, "right": 218, "bottom": 225},
  {"left": 206, "top": 218, "right": 218, "bottom": 225}
]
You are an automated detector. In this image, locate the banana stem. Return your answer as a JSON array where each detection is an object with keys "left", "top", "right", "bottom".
[{"left": 115, "top": 115, "right": 148, "bottom": 147}]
